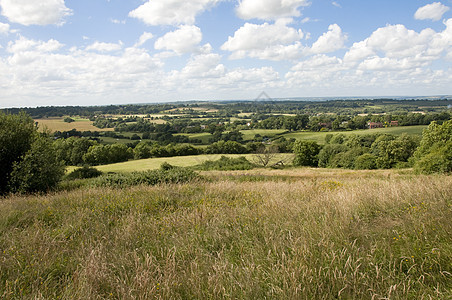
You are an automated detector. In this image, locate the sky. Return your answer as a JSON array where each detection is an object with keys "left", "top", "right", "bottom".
[{"left": 0, "top": 0, "right": 451, "bottom": 108}]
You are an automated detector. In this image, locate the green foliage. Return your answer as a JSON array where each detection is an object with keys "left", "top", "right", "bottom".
[
  {"left": 65, "top": 166, "right": 103, "bottom": 180},
  {"left": 414, "top": 120, "right": 452, "bottom": 174},
  {"left": 54, "top": 137, "right": 97, "bottom": 166},
  {"left": 8, "top": 134, "right": 65, "bottom": 193},
  {"left": 63, "top": 117, "right": 75, "bottom": 123},
  {"left": 205, "top": 140, "right": 248, "bottom": 154},
  {"left": 0, "top": 112, "right": 65, "bottom": 194},
  {"left": 0, "top": 112, "right": 35, "bottom": 193},
  {"left": 196, "top": 156, "right": 255, "bottom": 171},
  {"left": 354, "top": 153, "right": 378, "bottom": 170},
  {"left": 293, "top": 140, "right": 321, "bottom": 167},
  {"left": 83, "top": 144, "right": 133, "bottom": 165}
]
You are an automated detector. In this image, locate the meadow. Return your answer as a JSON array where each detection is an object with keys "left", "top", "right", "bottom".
[{"left": 0, "top": 168, "right": 451, "bottom": 299}]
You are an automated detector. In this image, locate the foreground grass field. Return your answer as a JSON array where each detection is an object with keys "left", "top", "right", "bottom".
[{"left": 0, "top": 169, "right": 451, "bottom": 299}]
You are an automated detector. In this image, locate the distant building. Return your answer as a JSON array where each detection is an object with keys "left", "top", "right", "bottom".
[
  {"left": 390, "top": 120, "right": 399, "bottom": 126},
  {"left": 368, "top": 122, "right": 384, "bottom": 129}
]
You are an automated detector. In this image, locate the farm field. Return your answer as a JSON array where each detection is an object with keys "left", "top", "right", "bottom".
[
  {"left": 282, "top": 125, "right": 428, "bottom": 144},
  {"left": 34, "top": 117, "right": 113, "bottom": 132},
  {"left": 1, "top": 168, "right": 451, "bottom": 299},
  {"left": 94, "top": 153, "right": 294, "bottom": 173}
]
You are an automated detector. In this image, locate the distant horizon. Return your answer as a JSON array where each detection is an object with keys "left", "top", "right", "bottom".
[
  {"left": 0, "top": 0, "right": 451, "bottom": 108},
  {"left": 2, "top": 94, "right": 452, "bottom": 110}
]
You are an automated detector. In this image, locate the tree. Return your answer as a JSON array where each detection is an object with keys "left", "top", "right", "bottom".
[
  {"left": 413, "top": 120, "right": 452, "bottom": 174},
  {"left": 292, "top": 140, "right": 321, "bottom": 167},
  {"left": 0, "top": 112, "right": 35, "bottom": 193},
  {"left": 9, "top": 135, "right": 65, "bottom": 193},
  {"left": 252, "top": 145, "right": 281, "bottom": 167},
  {"left": 0, "top": 112, "right": 65, "bottom": 194}
]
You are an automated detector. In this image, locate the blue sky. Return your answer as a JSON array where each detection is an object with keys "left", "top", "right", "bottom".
[{"left": 0, "top": 0, "right": 451, "bottom": 108}]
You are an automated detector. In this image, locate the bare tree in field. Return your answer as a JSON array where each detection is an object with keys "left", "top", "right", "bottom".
[{"left": 252, "top": 145, "right": 293, "bottom": 168}]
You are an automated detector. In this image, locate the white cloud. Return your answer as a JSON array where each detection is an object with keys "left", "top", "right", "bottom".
[
  {"left": 111, "top": 19, "right": 126, "bottom": 25},
  {"left": 221, "top": 19, "right": 305, "bottom": 60},
  {"left": 86, "top": 41, "right": 123, "bottom": 52},
  {"left": 332, "top": 1, "right": 341, "bottom": 8},
  {"left": 415, "top": 2, "right": 450, "bottom": 21},
  {"left": 236, "top": 0, "right": 310, "bottom": 20},
  {"left": 155, "top": 25, "right": 204, "bottom": 54},
  {"left": 0, "top": 22, "right": 10, "bottom": 34},
  {"left": 129, "top": 0, "right": 221, "bottom": 26},
  {"left": 135, "top": 32, "right": 154, "bottom": 47},
  {"left": 0, "top": 0, "right": 72, "bottom": 26},
  {"left": 7, "top": 36, "right": 64, "bottom": 53},
  {"left": 309, "top": 24, "right": 347, "bottom": 54}
]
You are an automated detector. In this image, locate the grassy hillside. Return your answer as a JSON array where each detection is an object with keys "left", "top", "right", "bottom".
[{"left": 0, "top": 169, "right": 451, "bottom": 299}]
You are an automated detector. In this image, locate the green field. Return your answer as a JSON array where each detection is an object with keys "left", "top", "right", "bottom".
[
  {"left": 281, "top": 125, "right": 427, "bottom": 144},
  {"left": 1, "top": 169, "right": 451, "bottom": 298},
  {"left": 95, "top": 153, "right": 294, "bottom": 173},
  {"left": 240, "top": 129, "right": 287, "bottom": 141}
]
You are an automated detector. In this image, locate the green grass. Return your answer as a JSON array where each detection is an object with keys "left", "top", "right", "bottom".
[
  {"left": 0, "top": 169, "right": 451, "bottom": 299},
  {"left": 240, "top": 129, "right": 287, "bottom": 141},
  {"left": 175, "top": 132, "right": 212, "bottom": 143},
  {"left": 282, "top": 125, "right": 427, "bottom": 144}
]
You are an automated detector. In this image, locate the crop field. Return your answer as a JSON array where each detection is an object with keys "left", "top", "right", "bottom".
[
  {"left": 94, "top": 153, "right": 294, "bottom": 173},
  {"left": 1, "top": 169, "right": 451, "bottom": 299},
  {"left": 34, "top": 117, "right": 113, "bottom": 132},
  {"left": 282, "top": 125, "right": 427, "bottom": 144}
]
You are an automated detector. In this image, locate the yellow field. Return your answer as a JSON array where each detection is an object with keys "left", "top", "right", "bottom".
[{"left": 34, "top": 117, "right": 114, "bottom": 132}]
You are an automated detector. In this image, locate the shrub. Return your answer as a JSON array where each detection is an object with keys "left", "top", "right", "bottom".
[
  {"left": 196, "top": 156, "right": 255, "bottom": 171},
  {"left": 65, "top": 166, "right": 103, "bottom": 180},
  {"left": 354, "top": 153, "right": 377, "bottom": 170}
]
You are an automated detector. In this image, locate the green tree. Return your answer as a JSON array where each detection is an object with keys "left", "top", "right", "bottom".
[
  {"left": 413, "top": 120, "right": 452, "bottom": 174},
  {"left": 0, "top": 111, "right": 65, "bottom": 194},
  {"left": 0, "top": 112, "right": 35, "bottom": 193},
  {"left": 293, "top": 140, "right": 321, "bottom": 167}
]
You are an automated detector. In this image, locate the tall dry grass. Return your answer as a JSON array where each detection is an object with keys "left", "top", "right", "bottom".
[{"left": 0, "top": 169, "right": 451, "bottom": 299}]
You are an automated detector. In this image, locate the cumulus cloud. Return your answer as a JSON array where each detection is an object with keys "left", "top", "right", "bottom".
[
  {"left": 236, "top": 0, "right": 310, "bottom": 20},
  {"left": 0, "top": 22, "right": 10, "bottom": 34},
  {"left": 0, "top": 0, "right": 72, "bottom": 26},
  {"left": 415, "top": 2, "right": 450, "bottom": 21},
  {"left": 86, "top": 41, "right": 123, "bottom": 52},
  {"left": 129, "top": 0, "right": 221, "bottom": 26},
  {"left": 309, "top": 24, "right": 347, "bottom": 54},
  {"left": 221, "top": 19, "right": 305, "bottom": 60},
  {"left": 135, "top": 32, "right": 154, "bottom": 47},
  {"left": 154, "top": 25, "right": 204, "bottom": 54}
]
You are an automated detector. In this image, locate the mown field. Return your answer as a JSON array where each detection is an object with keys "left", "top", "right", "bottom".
[
  {"left": 34, "top": 117, "right": 114, "bottom": 132},
  {"left": 0, "top": 168, "right": 451, "bottom": 299}
]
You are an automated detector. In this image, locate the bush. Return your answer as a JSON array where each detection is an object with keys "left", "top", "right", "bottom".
[
  {"left": 65, "top": 166, "right": 103, "bottom": 180},
  {"left": 354, "top": 153, "right": 377, "bottom": 170},
  {"left": 196, "top": 156, "right": 255, "bottom": 171}
]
